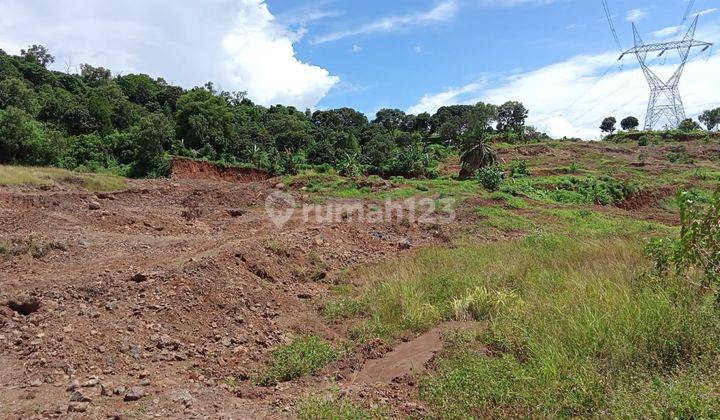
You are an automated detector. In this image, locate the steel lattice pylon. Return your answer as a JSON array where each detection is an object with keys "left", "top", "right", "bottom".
[{"left": 619, "top": 16, "right": 713, "bottom": 130}]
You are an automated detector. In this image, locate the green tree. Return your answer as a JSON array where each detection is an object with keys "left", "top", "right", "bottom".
[
  {"left": 678, "top": 118, "right": 701, "bottom": 132},
  {"left": 497, "top": 101, "right": 528, "bottom": 134},
  {"left": 175, "top": 87, "right": 234, "bottom": 152},
  {"left": 0, "top": 77, "right": 38, "bottom": 115},
  {"left": 20, "top": 44, "right": 55, "bottom": 68},
  {"left": 600, "top": 117, "right": 617, "bottom": 134},
  {"left": 699, "top": 108, "right": 720, "bottom": 131},
  {"left": 131, "top": 112, "right": 175, "bottom": 176},
  {"left": 459, "top": 127, "right": 498, "bottom": 179},
  {"left": 620, "top": 116, "right": 639, "bottom": 131},
  {"left": 0, "top": 107, "right": 57, "bottom": 164}
]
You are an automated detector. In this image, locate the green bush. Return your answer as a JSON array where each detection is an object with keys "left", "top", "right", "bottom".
[
  {"left": 509, "top": 159, "right": 531, "bottom": 177},
  {"left": 476, "top": 167, "right": 503, "bottom": 191},
  {"left": 647, "top": 189, "right": 720, "bottom": 287}
]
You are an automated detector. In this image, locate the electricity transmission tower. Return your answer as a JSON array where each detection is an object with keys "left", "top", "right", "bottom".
[{"left": 619, "top": 16, "right": 713, "bottom": 130}]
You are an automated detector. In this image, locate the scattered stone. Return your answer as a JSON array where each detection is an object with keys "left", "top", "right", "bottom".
[
  {"left": 88, "top": 201, "right": 102, "bottom": 210},
  {"left": 139, "top": 378, "right": 151, "bottom": 387},
  {"left": 124, "top": 387, "right": 146, "bottom": 402},
  {"left": 113, "top": 385, "right": 126, "bottom": 396},
  {"left": 66, "top": 380, "right": 80, "bottom": 391},
  {"left": 274, "top": 183, "right": 285, "bottom": 190},
  {"left": 67, "top": 402, "right": 89, "bottom": 413},
  {"left": 296, "top": 293, "right": 312, "bottom": 299},
  {"left": 100, "top": 383, "right": 113, "bottom": 397},
  {"left": 29, "top": 379, "right": 42, "bottom": 387},
  {"left": 397, "top": 238, "right": 413, "bottom": 250},
  {"left": 81, "top": 377, "right": 100, "bottom": 387},
  {"left": 227, "top": 208, "right": 247, "bottom": 217},
  {"left": 168, "top": 389, "right": 193, "bottom": 408},
  {"left": 130, "top": 273, "right": 148, "bottom": 283},
  {"left": 70, "top": 389, "right": 92, "bottom": 403}
]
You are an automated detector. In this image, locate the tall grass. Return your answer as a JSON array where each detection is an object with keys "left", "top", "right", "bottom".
[{"left": 356, "top": 235, "right": 720, "bottom": 417}]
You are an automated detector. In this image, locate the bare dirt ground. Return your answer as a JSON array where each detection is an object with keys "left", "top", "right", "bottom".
[
  {"left": 0, "top": 173, "right": 457, "bottom": 419},
  {"left": 1, "top": 139, "right": 716, "bottom": 418}
]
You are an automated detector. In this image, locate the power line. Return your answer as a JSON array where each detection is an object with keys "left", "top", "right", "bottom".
[
  {"left": 601, "top": 0, "right": 623, "bottom": 52},
  {"left": 681, "top": 0, "right": 696, "bottom": 24}
]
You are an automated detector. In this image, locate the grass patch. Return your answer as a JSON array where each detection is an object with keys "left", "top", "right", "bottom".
[
  {"left": 475, "top": 206, "right": 536, "bottom": 233},
  {"left": 353, "top": 233, "right": 720, "bottom": 417},
  {"left": 256, "top": 336, "right": 337, "bottom": 386},
  {"left": 0, "top": 165, "right": 126, "bottom": 191},
  {"left": 321, "top": 297, "right": 367, "bottom": 320}
]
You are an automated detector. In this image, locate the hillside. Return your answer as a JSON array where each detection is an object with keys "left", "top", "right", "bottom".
[{"left": 1, "top": 138, "right": 719, "bottom": 418}]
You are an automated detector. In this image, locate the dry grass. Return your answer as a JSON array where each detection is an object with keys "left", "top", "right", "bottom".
[{"left": 0, "top": 165, "right": 126, "bottom": 192}]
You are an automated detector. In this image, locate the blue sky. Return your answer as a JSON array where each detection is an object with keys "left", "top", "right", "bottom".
[{"left": 1, "top": 0, "right": 718, "bottom": 138}]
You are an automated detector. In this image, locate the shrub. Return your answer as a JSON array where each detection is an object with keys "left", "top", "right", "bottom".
[
  {"left": 476, "top": 167, "right": 503, "bottom": 191},
  {"left": 647, "top": 189, "right": 720, "bottom": 287},
  {"left": 509, "top": 159, "right": 531, "bottom": 177}
]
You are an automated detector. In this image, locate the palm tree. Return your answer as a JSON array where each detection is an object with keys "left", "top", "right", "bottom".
[{"left": 459, "top": 129, "right": 497, "bottom": 179}]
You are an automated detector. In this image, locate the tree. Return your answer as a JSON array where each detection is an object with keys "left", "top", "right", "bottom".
[
  {"left": 620, "top": 116, "right": 639, "bottom": 131},
  {"left": 699, "top": 108, "right": 720, "bottom": 131},
  {"left": 497, "top": 101, "right": 528, "bottom": 134},
  {"left": 600, "top": 117, "right": 617, "bottom": 134},
  {"left": 459, "top": 127, "right": 498, "bottom": 179},
  {"left": 0, "top": 77, "right": 38, "bottom": 114},
  {"left": 678, "top": 118, "right": 701, "bottom": 132},
  {"left": 80, "top": 64, "right": 111, "bottom": 86},
  {"left": 373, "top": 109, "right": 406, "bottom": 130},
  {"left": 131, "top": 112, "right": 175, "bottom": 176},
  {"left": 0, "top": 107, "right": 57, "bottom": 164},
  {"left": 20, "top": 44, "right": 55, "bottom": 68}
]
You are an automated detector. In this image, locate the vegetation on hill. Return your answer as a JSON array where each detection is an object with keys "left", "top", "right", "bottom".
[{"left": 0, "top": 45, "right": 549, "bottom": 180}]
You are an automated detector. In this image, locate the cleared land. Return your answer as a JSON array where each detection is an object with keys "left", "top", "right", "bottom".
[{"left": 1, "top": 138, "right": 719, "bottom": 418}]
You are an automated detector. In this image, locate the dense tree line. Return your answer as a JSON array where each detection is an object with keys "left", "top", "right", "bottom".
[{"left": 0, "top": 46, "right": 540, "bottom": 178}]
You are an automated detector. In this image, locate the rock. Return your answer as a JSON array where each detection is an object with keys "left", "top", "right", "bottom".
[
  {"left": 70, "top": 389, "right": 92, "bottom": 402},
  {"left": 168, "top": 389, "right": 193, "bottom": 408},
  {"left": 113, "top": 385, "right": 126, "bottom": 396},
  {"left": 227, "top": 209, "right": 247, "bottom": 217},
  {"left": 29, "top": 379, "right": 42, "bottom": 387},
  {"left": 124, "top": 387, "right": 146, "bottom": 402},
  {"left": 88, "top": 201, "right": 101, "bottom": 210},
  {"left": 129, "top": 273, "right": 148, "bottom": 283},
  {"left": 397, "top": 238, "right": 412, "bottom": 250},
  {"left": 100, "top": 383, "right": 113, "bottom": 397},
  {"left": 139, "top": 378, "right": 151, "bottom": 387},
  {"left": 274, "top": 183, "right": 285, "bottom": 190},
  {"left": 67, "top": 402, "right": 89, "bottom": 412},
  {"left": 296, "top": 293, "right": 312, "bottom": 299},
  {"left": 66, "top": 380, "right": 80, "bottom": 391},
  {"left": 81, "top": 377, "right": 100, "bottom": 387}
]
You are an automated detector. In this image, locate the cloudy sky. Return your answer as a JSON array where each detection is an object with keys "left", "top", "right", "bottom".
[{"left": 0, "top": 0, "right": 718, "bottom": 138}]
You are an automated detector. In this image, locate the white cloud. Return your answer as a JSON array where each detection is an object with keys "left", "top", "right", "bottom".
[
  {"left": 0, "top": 0, "right": 338, "bottom": 109},
  {"left": 408, "top": 82, "right": 485, "bottom": 115},
  {"left": 314, "top": 1, "right": 459, "bottom": 44},
  {"left": 626, "top": 8, "right": 648, "bottom": 22},
  {"left": 651, "top": 26, "right": 683, "bottom": 39},
  {"left": 352, "top": 44, "right": 362, "bottom": 53},
  {"left": 408, "top": 23, "right": 720, "bottom": 140},
  {"left": 222, "top": 0, "right": 339, "bottom": 107},
  {"left": 698, "top": 8, "right": 720, "bottom": 17}
]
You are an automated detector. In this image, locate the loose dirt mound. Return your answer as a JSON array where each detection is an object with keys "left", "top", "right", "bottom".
[{"left": 170, "top": 157, "right": 270, "bottom": 183}]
